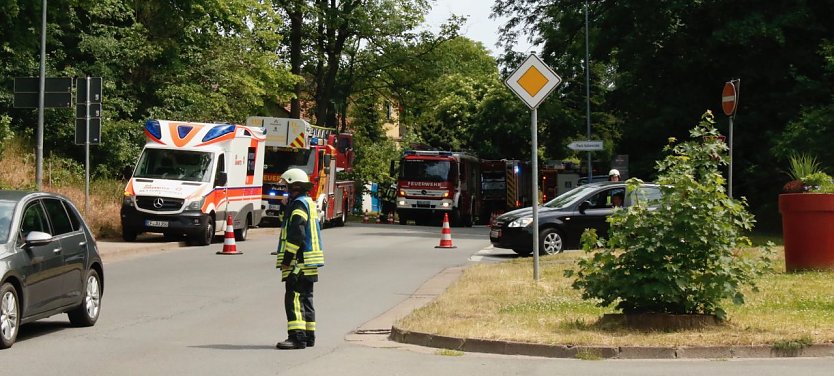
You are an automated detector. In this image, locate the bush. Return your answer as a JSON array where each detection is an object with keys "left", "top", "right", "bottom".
[{"left": 567, "top": 111, "right": 772, "bottom": 319}]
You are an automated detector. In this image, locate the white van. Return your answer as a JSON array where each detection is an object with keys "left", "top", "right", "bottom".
[{"left": 120, "top": 120, "right": 265, "bottom": 245}]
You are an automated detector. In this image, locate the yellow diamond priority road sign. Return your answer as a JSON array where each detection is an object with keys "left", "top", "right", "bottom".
[{"left": 505, "top": 54, "right": 561, "bottom": 109}]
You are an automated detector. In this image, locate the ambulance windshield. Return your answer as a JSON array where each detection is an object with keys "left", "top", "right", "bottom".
[{"left": 134, "top": 148, "right": 214, "bottom": 182}]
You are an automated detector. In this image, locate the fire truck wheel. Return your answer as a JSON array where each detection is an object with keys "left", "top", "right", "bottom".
[
  {"left": 336, "top": 201, "right": 347, "bottom": 227},
  {"left": 234, "top": 214, "right": 250, "bottom": 241}
]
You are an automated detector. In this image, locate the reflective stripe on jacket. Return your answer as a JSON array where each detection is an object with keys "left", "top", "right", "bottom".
[{"left": 276, "top": 195, "right": 324, "bottom": 278}]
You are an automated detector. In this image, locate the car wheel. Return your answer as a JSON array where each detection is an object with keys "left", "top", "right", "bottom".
[
  {"left": 0, "top": 283, "right": 20, "bottom": 349},
  {"left": 398, "top": 215, "right": 408, "bottom": 225},
  {"left": 194, "top": 217, "right": 215, "bottom": 246},
  {"left": 234, "top": 214, "right": 250, "bottom": 241},
  {"left": 539, "top": 228, "right": 565, "bottom": 255},
  {"left": 68, "top": 269, "right": 102, "bottom": 327},
  {"left": 122, "top": 226, "right": 137, "bottom": 242}
]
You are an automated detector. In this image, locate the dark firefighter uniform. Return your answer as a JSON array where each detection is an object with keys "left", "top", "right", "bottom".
[{"left": 276, "top": 194, "right": 324, "bottom": 348}]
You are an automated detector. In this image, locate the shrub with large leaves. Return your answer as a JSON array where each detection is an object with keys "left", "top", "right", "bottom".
[{"left": 567, "top": 111, "right": 771, "bottom": 319}]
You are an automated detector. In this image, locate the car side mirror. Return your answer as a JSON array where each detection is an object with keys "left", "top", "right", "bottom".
[
  {"left": 25, "top": 231, "right": 54, "bottom": 246},
  {"left": 215, "top": 172, "right": 228, "bottom": 187},
  {"left": 578, "top": 201, "right": 591, "bottom": 214}
]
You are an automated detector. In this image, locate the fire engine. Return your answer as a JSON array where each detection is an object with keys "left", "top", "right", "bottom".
[
  {"left": 245, "top": 117, "right": 355, "bottom": 228},
  {"left": 481, "top": 159, "right": 532, "bottom": 221},
  {"left": 394, "top": 150, "right": 481, "bottom": 226}
]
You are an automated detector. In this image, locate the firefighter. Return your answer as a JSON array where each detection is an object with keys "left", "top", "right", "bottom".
[
  {"left": 608, "top": 169, "right": 621, "bottom": 182},
  {"left": 275, "top": 168, "right": 325, "bottom": 350}
]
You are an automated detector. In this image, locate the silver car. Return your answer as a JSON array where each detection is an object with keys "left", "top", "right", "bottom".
[{"left": 0, "top": 191, "right": 104, "bottom": 349}]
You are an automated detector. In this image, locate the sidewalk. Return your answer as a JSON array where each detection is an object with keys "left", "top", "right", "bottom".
[{"left": 96, "top": 226, "right": 280, "bottom": 262}]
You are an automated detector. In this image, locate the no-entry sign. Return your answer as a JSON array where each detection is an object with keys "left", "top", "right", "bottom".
[{"left": 722, "top": 81, "right": 738, "bottom": 116}]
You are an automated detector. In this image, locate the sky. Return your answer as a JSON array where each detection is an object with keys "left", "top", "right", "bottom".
[{"left": 423, "top": 0, "right": 534, "bottom": 56}]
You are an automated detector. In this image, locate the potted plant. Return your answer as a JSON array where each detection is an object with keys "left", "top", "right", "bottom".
[{"left": 779, "top": 154, "right": 834, "bottom": 272}]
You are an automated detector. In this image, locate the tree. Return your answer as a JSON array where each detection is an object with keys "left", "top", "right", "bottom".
[
  {"left": 568, "top": 112, "right": 771, "bottom": 318},
  {"left": 493, "top": 1, "right": 834, "bottom": 230}
]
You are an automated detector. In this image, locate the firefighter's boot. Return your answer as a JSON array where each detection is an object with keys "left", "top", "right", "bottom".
[{"left": 276, "top": 332, "right": 307, "bottom": 350}]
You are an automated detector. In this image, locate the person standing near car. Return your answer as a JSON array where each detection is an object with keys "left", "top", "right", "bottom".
[
  {"left": 274, "top": 168, "right": 325, "bottom": 350},
  {"left": 608, "top": 169, "right": 621, "bottom": 182}
]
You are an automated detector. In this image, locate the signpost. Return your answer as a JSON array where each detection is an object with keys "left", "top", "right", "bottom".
[
  {"left": 505, "top": 54, "right": 562, "bottom": 282},
  {"left": 13, "top": 75, "right": 74, "bottom": 190},
  {"left": 77, "top": 76, "right": 103, "bottom": 214},
  {"left": 722, "top": 79, "right": 740, "bottom": 198},
  {"left": 568, "top": 140, "right": 604, "bottom": 151}
]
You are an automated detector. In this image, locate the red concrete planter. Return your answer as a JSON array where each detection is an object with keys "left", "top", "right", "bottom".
[{"left": 779, "top": 193, "right": 834, "bottom": 272}]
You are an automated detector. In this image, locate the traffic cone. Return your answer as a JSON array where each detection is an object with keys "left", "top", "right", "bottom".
[
  {"left": 375, "top": 215, "right": 381, "bottom": 224},
  {"left": 363, "top": 211, "right": 369, "bottom": 223},
  {"left": 387, "top": 212, "right": 394, "bottom": 224},
  {"left": 217, "top": 215, "right": 243, "bottom": 255},
  {"left": 489, "top": 212, "right": 497, "bottom": 227},
  {"left": 435, "top": 213, "right": 457, "bottom": 249}
]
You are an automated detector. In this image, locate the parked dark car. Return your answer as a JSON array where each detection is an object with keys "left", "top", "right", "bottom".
[
  {"left": 490, "top": 182, "right": 661, "bottom": 255},
  {"left": 0, "top": 191, "right": 104, "bottom": 349}
]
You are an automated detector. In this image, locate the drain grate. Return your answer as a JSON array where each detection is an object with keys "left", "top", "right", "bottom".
[{"left": 354, "top": 329, "right": 392, "bottom": 335}]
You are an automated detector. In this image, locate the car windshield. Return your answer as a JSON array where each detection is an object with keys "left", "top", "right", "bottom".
[
  {"left": 264, "top": 149, "right": 315, "bottom": 175},
  {"left": 0, "top": 200, "right": 16, "bottom": 243},
  {"left": 543, "top": 185, "right": 601, "bottom": 209},
  {"left": 400, "top": 160, "right": 453, "bottom": 182},
  {"left": 134, "top": 148, "right": 214, "bottom": 182}
]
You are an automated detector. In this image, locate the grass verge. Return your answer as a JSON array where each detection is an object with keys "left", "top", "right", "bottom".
[{"left": 395, "top": 248, "right": 834, "bottom": 347}]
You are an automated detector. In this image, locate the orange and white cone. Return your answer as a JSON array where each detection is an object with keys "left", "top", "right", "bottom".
[
  {"left": 217, "top": 215, "right": 243, "bottom": 255},
  {"left": 363, "top": 211, "right": 369, "bottom": 223},
  {"left": 435, "top": 213, "right": 457, "bottom": 249},
  {"left": 387, "top": 213, "right": 394, "bottom": 224}
]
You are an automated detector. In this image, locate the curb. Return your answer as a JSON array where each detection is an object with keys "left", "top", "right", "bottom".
[
  {"left": 384, "top": 268, "right": 834, "bottom": 360},
  {"left": 389, "top": 326, "right": 834, "bottom": 360}
]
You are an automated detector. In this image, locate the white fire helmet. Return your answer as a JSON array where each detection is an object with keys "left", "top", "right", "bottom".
[{"left": 608, "top": 169, "right": 620, "bottom": 177}]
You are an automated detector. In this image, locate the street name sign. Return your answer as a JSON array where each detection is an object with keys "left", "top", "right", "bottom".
[
  {"left": 568, "top": 140, "right": 604, "bottom": 151},
  {"left": 505, "top": 54, "right": 562, "bottom": 109},
  {"left": 13, "top": 77, "right": 73, "bottom": 108}
]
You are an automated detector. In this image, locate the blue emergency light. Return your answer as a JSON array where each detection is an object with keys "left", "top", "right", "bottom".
[
  {"left": 202, "top": 124, "right": 236, "bottom": 142},
  {"left": 144, "top": 119, "right": 162, "bottom": 139}
]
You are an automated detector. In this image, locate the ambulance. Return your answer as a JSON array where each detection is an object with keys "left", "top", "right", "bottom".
[{"left": 120, "top": 119, "right": 265, "bottom": 245}]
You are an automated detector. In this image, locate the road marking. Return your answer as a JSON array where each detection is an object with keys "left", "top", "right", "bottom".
[{"left": 470, "top": 245, "right": 498, "bottom": 262}]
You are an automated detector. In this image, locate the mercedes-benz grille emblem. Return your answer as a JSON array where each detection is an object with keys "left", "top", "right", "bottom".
[
  {"left": 153, "top": 198, "right": 165, "bottom": 209},
  {"left": 421, "top": 190, "right": 427, "bottom": 195}
]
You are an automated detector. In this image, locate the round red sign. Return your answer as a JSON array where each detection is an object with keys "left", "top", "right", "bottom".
[{"left": 721, "top": 82, "right": 737, "bottom": 116}]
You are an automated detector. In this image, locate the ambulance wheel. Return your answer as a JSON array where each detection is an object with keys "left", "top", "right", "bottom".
[
  {"left": 235, "top": 214, "right": 250, "bottom": 241},
  {"left": 194, "top": 217, "right": 215, "bottom": 246},
  {"left": 122, "top": 227, "right": 137, "bottom": 242}
]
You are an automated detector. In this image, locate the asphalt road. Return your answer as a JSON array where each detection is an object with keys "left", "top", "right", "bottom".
[{"left": 0, "top": 222, "right": 832, "bottom": 375}]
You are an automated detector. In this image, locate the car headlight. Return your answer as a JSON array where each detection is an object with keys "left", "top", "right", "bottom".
[
  {"left": 186, "top": 197, "right": 205, "bottom": 211},
  {"left": 508, "top": 217, "right": 533, "bottom": 228},
  {"left": 123, "top": 195, "right": 134, "bottom": 207}
]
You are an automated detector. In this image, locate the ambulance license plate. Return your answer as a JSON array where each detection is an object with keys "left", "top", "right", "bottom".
[
  {"left": 269, "top": 204, "right": 281, "bottom": 210},
  {"left": 146, "top": 220, "right": 169, "bottom": 228}
]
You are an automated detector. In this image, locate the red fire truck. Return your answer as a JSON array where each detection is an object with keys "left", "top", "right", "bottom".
[
  {"left": 246, "top": 117, "right": 355, "bottom": 227},
  {"left": 394, "top": 150, "right": 481, "bottom": 226},
  {"left": 481, "top": 159, "right": 532, "bottom": 222}
]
